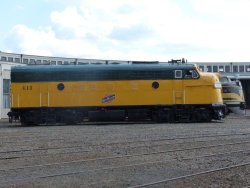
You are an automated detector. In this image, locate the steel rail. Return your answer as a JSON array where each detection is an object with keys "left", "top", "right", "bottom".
[
  {"left": 1, "top": 138, "right": 250, "bottom": 163},
  {"left": 2, "top": 149, "right": 250, "bottom": 186},
  {"left": 1, "top": 131, "right": 250, "bottom": 148},
  {"left": 130, "top": 162, "right": 250, "bottom": 188},
  {"left": 1, "top": 140, "right": 250, "bottom": 172},
  {"left": 1, "top": 132, "right": 250, "bottom": 156}
]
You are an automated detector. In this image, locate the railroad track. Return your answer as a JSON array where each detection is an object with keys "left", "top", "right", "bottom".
[
  {"left": 1, "top": 149, "right": 250, "bottom": 187},
  {"left": 0, "top": 120, "right": 248, "bottom": 145},
  {"left": 1, "top": 132, "right": 250, "bottom": 154},
  {"left": 1, "top": 132, "right": 250, "bottom": 162},
  {"left": 130, "top": 162, "right": 250, "bottom": 188},
  {"left": 1, "top": 139, "right": 250, "bottom": 168}
]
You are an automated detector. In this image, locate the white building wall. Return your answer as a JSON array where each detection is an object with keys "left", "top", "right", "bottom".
[
  {"left": 1, "top": 63, "right": 12, "bottom": 119},
  {"left": 0, "top": 64, "right": 2, "bottom": 119},
  {"left": 1, "top": 66, "right": 10, "bottom": 118},
  {"left": 0, "top": 62, "right": 25, "bottom": 119}
]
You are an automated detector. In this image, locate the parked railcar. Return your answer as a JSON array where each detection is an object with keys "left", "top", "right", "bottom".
[
  {"left": 9, "top": 63, "right": 225, "bottom": 125},
  {"left": 219, "top": 76, "right": 246, "bottom": 115}
]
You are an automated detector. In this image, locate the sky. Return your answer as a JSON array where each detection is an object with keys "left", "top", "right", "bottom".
[{"left": 1, "top": 0, "right": 250, "bottom": 62}]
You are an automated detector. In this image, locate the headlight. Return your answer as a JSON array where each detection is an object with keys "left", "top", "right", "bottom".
[{"left": 214, "top": 82, "right": 222, "bottom": 89}]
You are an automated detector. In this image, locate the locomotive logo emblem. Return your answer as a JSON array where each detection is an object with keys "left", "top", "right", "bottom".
[{"left": 102, "top": 94, "right": 115, "bottom": 103}]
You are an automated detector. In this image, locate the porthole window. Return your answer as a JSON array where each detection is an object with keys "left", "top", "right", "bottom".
[
  {"left": 152, "top": 81, "right": 159, "bottom": 89},
  {"left": 57, "top": 83, "right": 65, "bottom": 91}
]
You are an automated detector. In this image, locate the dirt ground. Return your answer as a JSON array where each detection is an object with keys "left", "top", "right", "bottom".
[{"left": 0, "top": 112, "right": 250, "bottom": 188}]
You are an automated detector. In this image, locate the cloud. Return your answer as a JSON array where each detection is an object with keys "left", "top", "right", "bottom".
[
  {"left": 5, "top": 0, "right": 250, "bottom": 61},
  {"left": 109, "top": 24, "right": 153, "bottom": 41},
  {"left": 7, "top": 24, "right": 101, "bottom": 58}
]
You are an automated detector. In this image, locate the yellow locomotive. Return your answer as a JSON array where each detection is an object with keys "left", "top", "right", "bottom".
[
  {"left": 219, "top": 76, "right": 246, "bottom": 115},
  {"left": 10, "top": 63, "right": 225, "bottom": 125}
]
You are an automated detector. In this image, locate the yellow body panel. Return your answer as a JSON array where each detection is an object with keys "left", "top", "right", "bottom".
[
  {"left": 11, "top": 78, "right": 222, "bottom": 108},
  {"left": 222, "top": 91, "right": 245, "bottom": 103},
  {"left": 223, "top": 94, "right": 244, "bottom": 103}
]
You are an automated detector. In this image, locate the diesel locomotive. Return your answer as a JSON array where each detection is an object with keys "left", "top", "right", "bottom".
[
  {"left": 9, "top": 63, "right": 225, "bottom": 125},
  {"left": 219, "top": 76, "right": 246, "bottom": 115}
]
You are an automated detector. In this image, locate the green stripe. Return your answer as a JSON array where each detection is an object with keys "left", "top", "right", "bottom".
[{"left": 11, "top": 64, "right": 196, "bottom": 82}]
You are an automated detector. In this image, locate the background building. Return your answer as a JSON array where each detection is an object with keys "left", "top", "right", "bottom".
[{"left": 0, "top": 54, "right": 26, "bottom": 119}]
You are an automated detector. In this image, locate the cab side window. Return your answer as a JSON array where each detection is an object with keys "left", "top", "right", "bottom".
[
  {"left": 185, "top": 70, "right": 193, "bottom": 78},
  {"left": 184, "top": 70, "right": 199, "bottom": 79},
  {"left": 192, "top": 70, "right": 199, "bottom": 78},
  {"left": 175, "top": 70, "right": 182, "bottom": 79}
]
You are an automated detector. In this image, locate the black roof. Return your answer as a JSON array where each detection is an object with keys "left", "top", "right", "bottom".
[{"left": 11, "top": 64, "right": 196, "bottom": 82}]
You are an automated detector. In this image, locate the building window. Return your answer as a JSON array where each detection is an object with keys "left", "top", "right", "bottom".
[
  {"left": 246, "top": 65, "right": 250, "bottom": 72},
  {"left": 199, "top": 66, "right": 204, "bottom": 71},
  {"left": 239, "top": 65, "right": 244, "bottom": 72},
  {"left": 43, "top": 60, "right": 49, "bottom": 64},
  {"left": 51, "top": 61, "right": 56, "bottom": 65},
  {"left": 29, "top": 59, "right": 36, "bottom": 64},
  {"left": 1, "top": 56, "right": 7, "bottom": 61},
  {"left": 233, "top": 65, "right": 238, "bottom": 72},
  {"left": 14, "top": 58, "right": 20, "bottom": 63},
  {"left": 207, "top": 66, "right": 212, "bottom": 72},
  {"left": 3, "top": 79, "right": 10, "bottom": 108},
  {"left": 8, "top": 57, "right": 13, "bottom": 62},
  {"left": 23, "top": 58, "right": 29, "bottom": 64},
  {"left": 36, "top": 60, "right": 42, "bottom": 64},
  {"left": 219, "top": 66, "right": 224, "bottom": 72},
  {"left": 78, "top": 62, "right": 88, "bottom": 65},
  {"left": 213, "top": 66, "right": 218, "bottom": 72},
  {"left": 57, "top": 61, "right": 62, "bottom": 65},
  {"left": 225, "top": 65, "right": 230, "bottom": 72}
]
